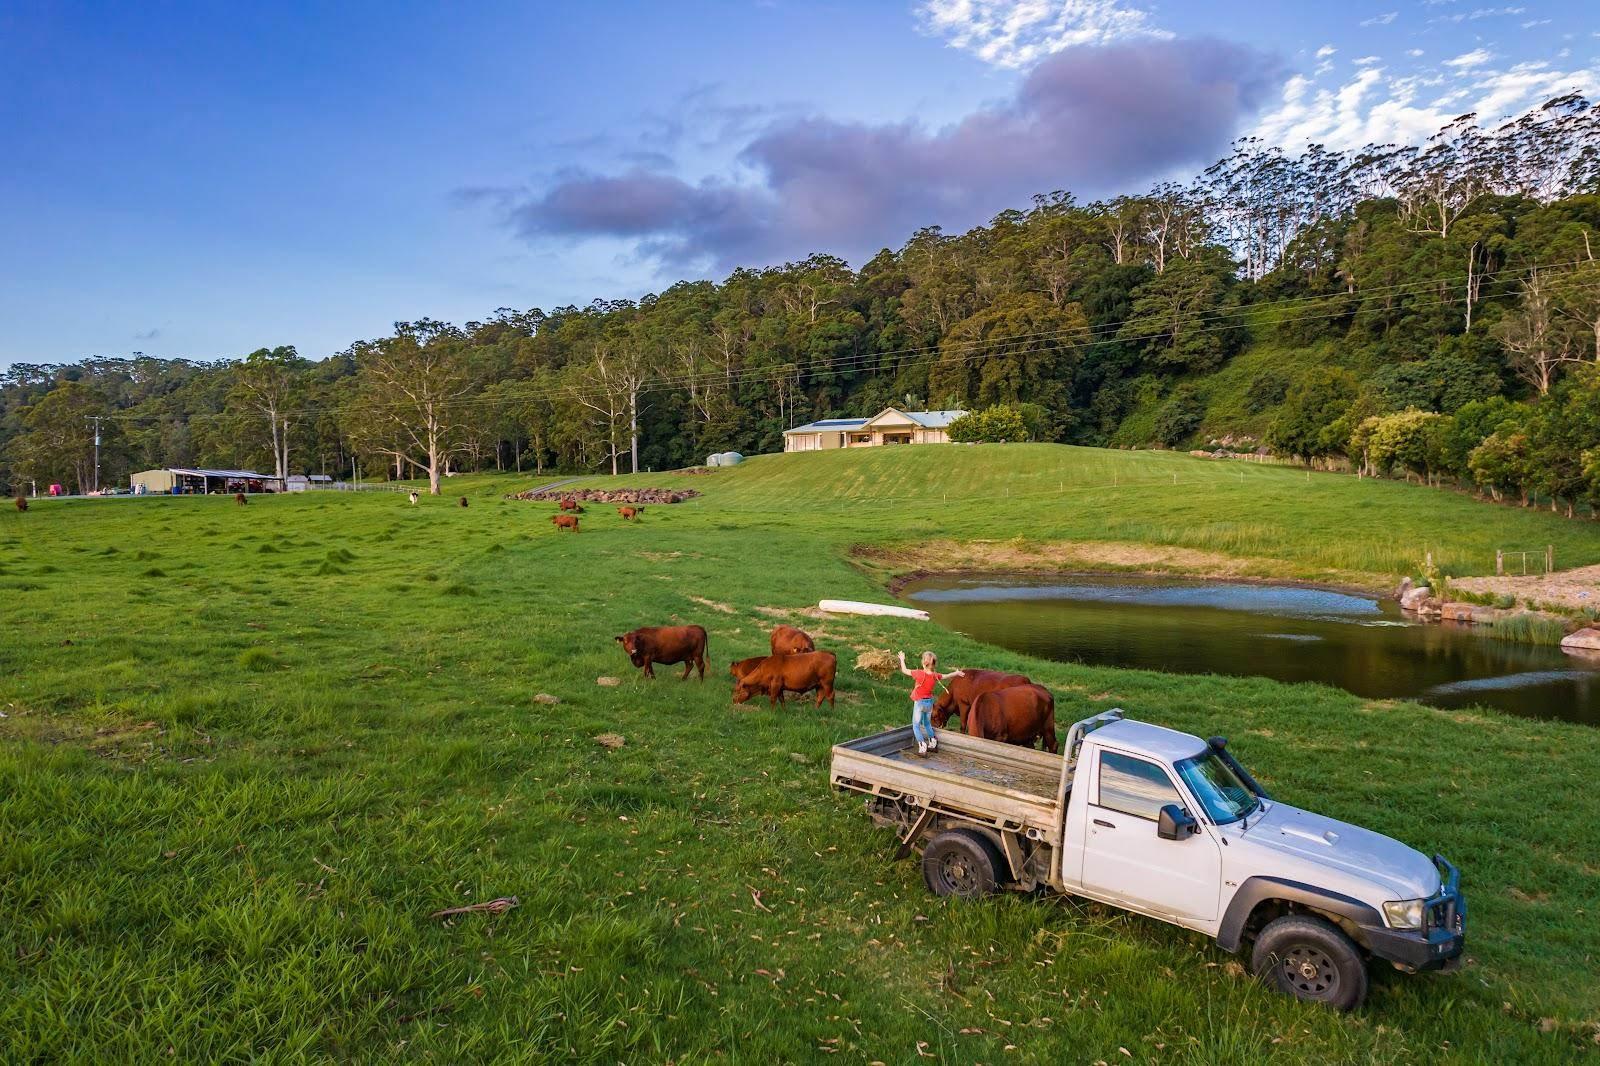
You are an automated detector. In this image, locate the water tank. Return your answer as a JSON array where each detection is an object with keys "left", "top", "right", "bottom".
[{"left": 706, "top": 451, "right": 744, "bottom": 467}]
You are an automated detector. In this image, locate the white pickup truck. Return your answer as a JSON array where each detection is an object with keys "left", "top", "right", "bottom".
[{"left": 830, "top": 710, "right": 1465, "bottom": 1010}]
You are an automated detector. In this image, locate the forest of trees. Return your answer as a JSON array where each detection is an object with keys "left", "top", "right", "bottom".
[{"left": 5, "top": 93, "right": 1600, "bottom": 513}]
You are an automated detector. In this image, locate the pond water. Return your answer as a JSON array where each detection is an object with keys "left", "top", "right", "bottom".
[{"left": 902, "top": 574, "right": 1600, "bottom": 725}]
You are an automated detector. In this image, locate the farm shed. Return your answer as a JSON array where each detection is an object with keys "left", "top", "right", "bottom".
[
  {"left": 130, "top": 468, "right": 284, "bottom": 495},
  {"left": 783, "top": 408, "right": 966, "bottom": 452}
]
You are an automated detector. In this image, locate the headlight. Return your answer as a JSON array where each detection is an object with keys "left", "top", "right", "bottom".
[{"left": 1383, "top": 898, "right": 1425, "bottom": 930}]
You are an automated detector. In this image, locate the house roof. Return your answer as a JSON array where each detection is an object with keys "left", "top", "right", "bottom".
[
  {"left": 785, "top": 408, "right": 966, "bottom": 434},
  {"left": 784, "top": 417, "right": 870, "bottom": 434}
]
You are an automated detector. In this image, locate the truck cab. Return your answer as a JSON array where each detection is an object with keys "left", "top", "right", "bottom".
[{"left": 832, "top": 710, "right": 1465, "bottom": 1010}]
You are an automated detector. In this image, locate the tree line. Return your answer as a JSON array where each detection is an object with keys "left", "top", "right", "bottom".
[{"left": 4, "top": 93, "right": 1600, "bottom": 508}]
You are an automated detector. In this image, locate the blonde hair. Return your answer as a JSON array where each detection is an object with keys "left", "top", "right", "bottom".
[{"left": 921, "top": 651, "right": 937, "bottom": 669}]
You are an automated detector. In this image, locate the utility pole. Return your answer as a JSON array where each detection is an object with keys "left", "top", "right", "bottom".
[{"left": 89, "top": 415, "right": 102, "bottom": 494}]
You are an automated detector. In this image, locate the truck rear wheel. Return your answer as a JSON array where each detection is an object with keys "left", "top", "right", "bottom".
[
  {"left": 1250, "top": 914, "right": 1368, "bottom": 1010},
  {"left": 922, "top": 830, "right": 1004, "bottom": 898}
]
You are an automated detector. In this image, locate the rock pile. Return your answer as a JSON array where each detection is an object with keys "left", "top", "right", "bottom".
[{"left": 511, "top": 487, "right": 701, "bottom": 504}]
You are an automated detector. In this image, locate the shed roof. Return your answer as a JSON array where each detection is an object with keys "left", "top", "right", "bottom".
[{"left": 166, "top": 468, "right": 279, "bottom": 479}]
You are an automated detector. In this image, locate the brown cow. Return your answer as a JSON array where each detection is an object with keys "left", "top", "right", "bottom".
[
  {"left": 234, "top": 492, "right": 247, "bottom": 506},
  {"left": 15, "top": 496, "right": 28, "bottom": 512},
  {"left": 459, "top": 496, "right": 469, "bottom": 508},
  {"left": 931, "top": 668, "right": 1031, "bottom": 730},
  {"left": 729, "top": 655, "right": 766, "bottom": 679},
  {"left": 769, "top": 624, "right": 815, "bottom": 656},
  {"left": 550, "top": 514, "right": 580, "bottom": 532},
  {"left": 732, "top": 651, "right": 836, "bottom": 709},
  {"left": 616, "top": 625, "right": 708, "bottom": 680},
  {"left": 558, "top": 498, "right": 583, "bottom": 512},
  {"left": 617, "top": 506, "right": 640, "bottom": 521},
  {"left": 967, "top": 683, "right": 1058, "bottom": 752}
]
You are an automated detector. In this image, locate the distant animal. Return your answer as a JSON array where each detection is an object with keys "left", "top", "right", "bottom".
[
  {"left": 558, "top": 498, "right": 582, "bottom": 512},
  {"left": 234, "top": 492, "right": 247, "bottom": 506},
  {"left": 729, "top": 654, "right": 767, "bottom": 680},
  {"left": 617, "top": 505, "right": 640, "bottom": 521},
  {"left": 550, "top": 514, "right": 580, "bottom": 532},
  {"left": 408, "top": 491, "right": 419, "bottom": 506},
  {"left": 769, "top": 624, "right": 815, "bottom": 656},
  {"left": 932, "top": 668, "right": 1031, "bottom": 730},
  {"left": 732, "top": 651, "right": 837, "bottom": 709},
  {"left": 966, "top": 683, "right": 1058, "bottom": 752},
  {"left": 14, "top": 496, "right": 27, "bottom": 512},
  {"left": 459, "top": 496, "right": 469, "bottom": 508},
  {"left": 615, "top": 625, "right": 708, "bottom": 680}
]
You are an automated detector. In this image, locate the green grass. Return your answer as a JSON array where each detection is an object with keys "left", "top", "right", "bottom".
[{"left": 3, "top": 446, "right": 1600, "bottom": 1062}]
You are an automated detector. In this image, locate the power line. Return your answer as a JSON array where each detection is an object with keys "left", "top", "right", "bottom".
[{"left": 78, "top": 256, "right": 1594, "bottom": 426}]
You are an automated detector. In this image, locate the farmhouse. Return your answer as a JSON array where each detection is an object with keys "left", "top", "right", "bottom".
[
  {"left": 129, "top": 468, "right": 284, "bottom": 495},
  {"left": 783, "top": 408, "right": 965, "bottom": 452}
]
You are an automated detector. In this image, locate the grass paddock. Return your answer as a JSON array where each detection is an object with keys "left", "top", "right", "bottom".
[{"left": 3, "top": 446, "right": 1599, "bottom": 1062}]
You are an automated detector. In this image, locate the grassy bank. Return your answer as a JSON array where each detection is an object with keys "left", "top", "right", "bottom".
[{"left": 4, "top": 446, "right": 1600, "bottom": 1061}]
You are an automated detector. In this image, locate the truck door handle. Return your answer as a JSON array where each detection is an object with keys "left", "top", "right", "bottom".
[{"left": 1093, "top": 818, "right": 1116, "bottom": 829}]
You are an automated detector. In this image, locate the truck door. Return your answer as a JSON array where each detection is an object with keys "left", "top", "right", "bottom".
[{"left": 1079, "top": 749, "right": 1222, "bottom": 922}]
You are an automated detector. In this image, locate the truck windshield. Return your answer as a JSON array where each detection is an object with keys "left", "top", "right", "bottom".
[{"left": 1175, "top": 751, "right": 1258, "bottom": 825}]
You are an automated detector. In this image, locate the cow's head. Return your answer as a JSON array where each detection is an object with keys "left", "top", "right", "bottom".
[
  {"left": 615, "top": 632, "right": 644, "bottom": 665},
  {"left": 732, "top": 681, "right": 754, "bottom": 705}
]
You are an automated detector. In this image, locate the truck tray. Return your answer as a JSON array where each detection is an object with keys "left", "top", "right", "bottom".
[{"left": 831, "top": 726, "right": 1069, "bottom": 843}]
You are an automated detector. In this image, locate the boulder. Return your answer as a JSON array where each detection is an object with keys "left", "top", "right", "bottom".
[
  {"left": 1399, "top": 585, "right": 1432, "bottom": 612},
  {"left": 1561, "top": 627, "right": 1600, "bottom": 652},
  {"left": 1439, "top": 602, "right": 1477, "bottom": 623}
]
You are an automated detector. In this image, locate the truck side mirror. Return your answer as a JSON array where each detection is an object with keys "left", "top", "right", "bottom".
[{"left": 1157, "top": 804, "right": 1197, "bottom": 840}]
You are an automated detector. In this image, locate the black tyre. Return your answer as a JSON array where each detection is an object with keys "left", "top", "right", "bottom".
[
  {"left": 921, "top": 830, "right": 1004, "bottom": 899},
  {"left": 1250, "top": 914, "right": 1369, "bottom": 1010}
]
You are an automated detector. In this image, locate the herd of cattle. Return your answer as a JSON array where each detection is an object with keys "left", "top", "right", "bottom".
[
  {"left": 611, "top": 622, "right": 1059, "bottom": 752},
  {"left": 549, "top": 496, "right": 644, "bottom": 532}
]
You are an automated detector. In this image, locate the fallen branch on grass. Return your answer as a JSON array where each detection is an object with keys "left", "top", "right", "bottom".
[{"left": 429, "top": 896, "right": 520, "bottom": 919}]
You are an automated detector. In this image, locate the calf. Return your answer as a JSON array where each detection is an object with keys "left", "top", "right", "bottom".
[
  {"left": 932, "top": 668, "right": 1031, "bottom": 730},
  {"left": 459, "top": 496, "right": 469, "bottom": 508},
  {"left": 558, "top": 498, "right": 583, "bottom": 512},
  {"left": 967, "top": 683, "right": 1058, "bottom": 752},
  {"left": 550, "top": 514, "right": 580, "bottom": 532},
  {"left": 617, "top": 506, "right": 640, "bottom": 521},
  {"left": 616, "top": 625, "right": 708, "bottom": 680},
  {"left": 234, "top": 492, "right": 247, "bottom": 506},
  {"left": 732, "top": 651, "right": 837, "bottom": 709},
  {"left": 729, "top": 655, "right": 767, "bottom": 680},
  {"left": 15, "top": 496, "right": 27, "bottom": 512},
  {"left": 769, "top": 624, "right": 815, "bottom": 656}
]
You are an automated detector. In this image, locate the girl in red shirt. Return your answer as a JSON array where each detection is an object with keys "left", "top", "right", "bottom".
[{"left": 898, "top": 651, "right": 963, "bottom": 755}]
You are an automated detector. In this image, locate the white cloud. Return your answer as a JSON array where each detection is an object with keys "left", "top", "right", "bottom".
[
  {"left": 1407, "top": 48, "right": 1425, "bottom": 57},
  {"left": 1360, "top": 11, "right": 1398, "bottom": 26},
  {"left": 1252, "top": 50, "right": 1600, "bottom": 153},
  {"left": 1445, "top": 48, "right": 1494, "bottom": 67},
  {"left": 915, "top": 0, "right": 1171, "bottom": 68},
  {"left": 1316, "top": 44, "right": 1337, "bottom": 58},
  {"left": 1522, "top": 18, "right": 1551, "bottom": 28},
  {"left": 1354, "top": 55, "right": 1382, "bottom": 66}
]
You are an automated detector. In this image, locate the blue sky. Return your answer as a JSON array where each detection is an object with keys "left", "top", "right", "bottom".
[{"left": 2, "top": 0, "right": 1596, "bottom": 368}]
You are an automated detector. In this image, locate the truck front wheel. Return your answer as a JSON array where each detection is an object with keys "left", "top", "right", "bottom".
[
  {"left": 922, "top": 830, "right": 1004, "bottom": 898},
  {"left": 1250, "top": 914, "right": 1369, "bottom": 1010}
]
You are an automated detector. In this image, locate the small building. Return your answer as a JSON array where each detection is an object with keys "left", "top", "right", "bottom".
[
  {"left": 285, "top": 474, "right": 334, "bottom": 492},
  {"left": 783, "top": 408, "right": 966, "bottom": 452},
  {"left": 129, "top": 468, "right": 284, "bottom": 495}
]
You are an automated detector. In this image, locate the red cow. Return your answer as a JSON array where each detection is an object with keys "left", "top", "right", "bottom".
[
  {"left": 931, "top": 668, "right": 1031, "bottom": 730},
  {"left": 769, "top": 625, "right": 815, "bottom": 656},
  {"left": 729, "top": 655, "right": 766, "bottom": 679},
  {"left": 550, "top": 514, "right": 580, "bottom": 532},
  {"left": 732, "top": 651, "right": 837, "bottom": 709},
  {"left": 15, "top": 496, "right": 28, "bottom": 512},
  {"left": 616, "top": 625, "right": 708, "bottom": 680},
  {"left": 617, "top": 506, "right": 641, "bottom": 521},
  {"left": 558, "top": 498, "right": 583, "bottom": 512},
  {"left": 967, "top": 684, "right": 1058, "bottom": 752},
  {"left": 234, "top": 492, "right": 248, "bottom": 506}
]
